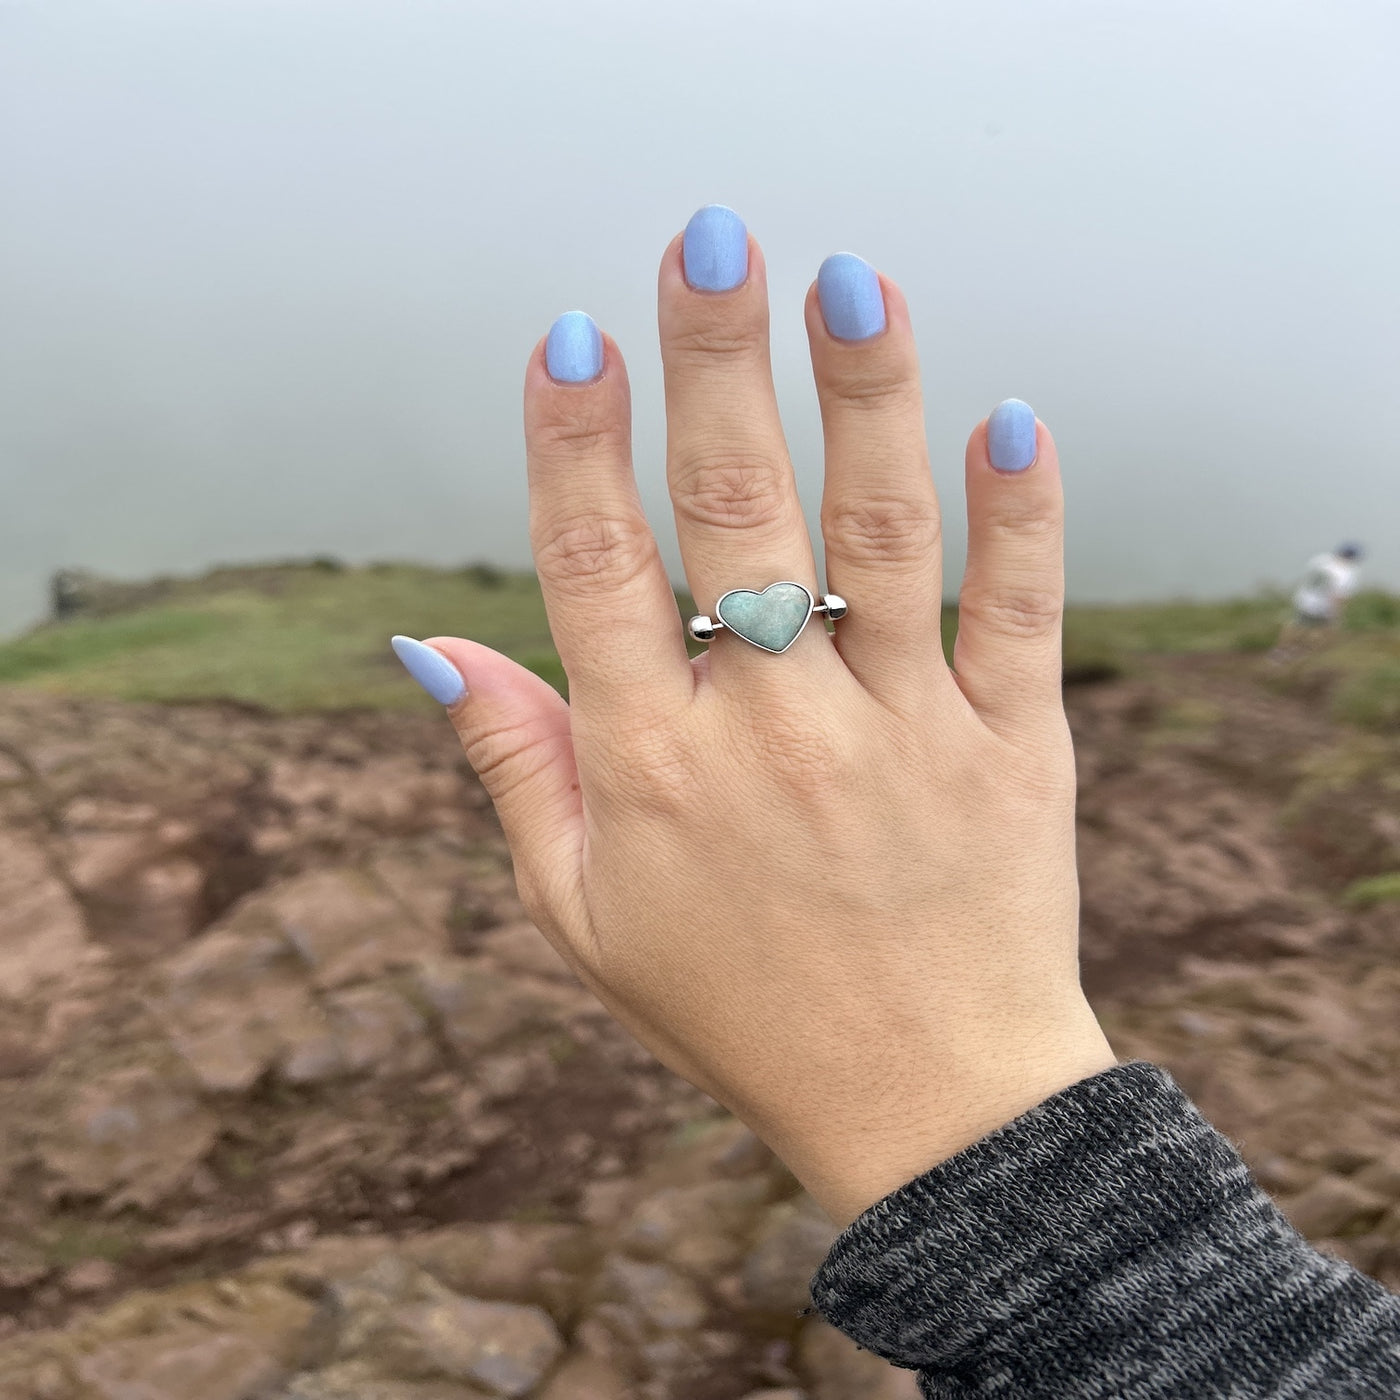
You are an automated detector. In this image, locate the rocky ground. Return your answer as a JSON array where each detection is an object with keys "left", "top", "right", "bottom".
[{"left": 0, "top": 650, "right": 1396, "bottom": 1399}]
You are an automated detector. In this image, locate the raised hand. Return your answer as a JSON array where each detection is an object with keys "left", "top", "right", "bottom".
[{"left": 392, "top": 205, "right": 1115, "bottom": 1228}]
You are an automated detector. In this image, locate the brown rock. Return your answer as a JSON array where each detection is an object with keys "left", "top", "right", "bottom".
[
  {"left": 386, "top": 1296, "right": 564, "bottom": 1395},
  {"left": 713, "top": 1125, "right": 782, "bottom": 1179},
  {"left": 795, "top": 1318, "right": 923, "bottom": 1400},
  {"left": 1314, "top": 1144, "right": 1379, "bottom": 1175},
  {"left": 160, "top": 927, "right": 314, "bottom": 1091},
  {"left": 279, "top": 985, "right": 435, "bottom": 1084},
  {"left": 403, "top": 1222, "right": 594, "bottom": 1312},
  {"left": 128, "top": 857, "right": 206, "bottom": 948},
  {"left": 266, "top": 868, "right": 441, "bottom": 988},
  {"left": 66, "top": 828, "right": 162, "bottom": 891},
  {"left": 740, "top": 1196, "right": 839, "bottom": 1313},
  {"left": 142, "top": 1211, "right": 269, "bottom": 1259},
  {"left": 276, "top": 1359, "right": 491, "bottom": 1399},
  {"left": 62, "top": 1258, "right": 119, "bottom": 1295},
  {"left": 367, "top": 847, "right": 468, "bottom": 935},
  {"left": 0, "top": 833, "right": 102, "bottom": 1002},
  {"left": 472, "top": 1052, "right": 536, "bottom": 1101},
  {"left": 244, "top": 1236, "right": 401, "bottom": 1295},
  {"left": 535, "top": 1351, "right": 630, "bottom": 1400},
  {"left": 633, "top": 1331, "right": 730, "bottom": 1386},
  {"left": 1353, "top": 1152, "right": 1400, "bottom": 1201},
  {"left": 646, "top": 1115, "right": 769, "bottom": 1186},
  {"left": 37, "top": 1065, "right": 219, "bottom": 1207},
  {"left": 592, "top": 1255, "right": 707, "bottom": 1332},
  {"left": 1247, "top": 1153, "right": 1316, "bottom": 1196},
  {"left": 1383, "top": 1205, "right": 1400, "bottom": 1242},
  {"left": 616, "top": 1179, "right": 771, "bottom": 1276},
  {"left": 476, "top": 920, "right": 576, "bottom": 984},
  {"left": 0, "top": 1239, "right": 51, "bottom": 1290},
  {"left": 1285, "top": 1174, "right": 1388, "bottom": 1238},
  {"left": 270, "top": 758, "right": 459, "bottom": 833},
  {"left": 310, "top": 1254, "right": 564, "bottom": 1395},
  {"left": 414, "top": 958, "right": 562, "bottom": 1057},
  {"left": 65, "top": 817, "right": 205, "bottom": 952},
  {"left": 73, "top": 1330, "right": 284, "bottom": 1400},
  {"left": 579, "top": 1179, "right": 636, "bottom": 1230}
]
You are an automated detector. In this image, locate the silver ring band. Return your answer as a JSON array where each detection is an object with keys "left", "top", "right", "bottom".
[{"left": 687, "top": 581, "right": 847, "bottom": 654}]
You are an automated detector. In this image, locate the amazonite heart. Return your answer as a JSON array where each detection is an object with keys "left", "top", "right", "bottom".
[{"left": 716, "top": 582, "right": 813, "bottom": 653}]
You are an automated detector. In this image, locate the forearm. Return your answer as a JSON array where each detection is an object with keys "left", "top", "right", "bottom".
[{"left": 807, "top": 1062, "right": 1400, "bottom": 1398}]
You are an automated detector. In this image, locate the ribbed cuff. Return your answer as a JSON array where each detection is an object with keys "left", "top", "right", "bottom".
[{"left": 807, "top": 1062, "right": 1400, "bottom": 1398}]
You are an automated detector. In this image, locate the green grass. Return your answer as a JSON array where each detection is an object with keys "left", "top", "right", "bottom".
[
  {"left": 2, "top": 560, "right": 1397, "bottom": 719},
  {"left": 0, "top": 562, "right": 570, "bottom": 712},
  {"left": 1060, "top": 594, "right": 1291, "bottom": 677},
  {"left": 1332, "top": 659, "right": 1400, "bottom": 730},
  {"left": 1341, "top": 872, "right": 1400, "bottom": 908},
  {"left": 1269, "top": 626, "right": 1400, "bottom": 732}
]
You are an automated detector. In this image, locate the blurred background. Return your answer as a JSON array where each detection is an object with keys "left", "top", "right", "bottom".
[
  {"left": 4, "top": 0, "right": 1399, "bottom": 637},
  {"left": 1, "top": 6, "right": 1399, "bottom": 1400}
]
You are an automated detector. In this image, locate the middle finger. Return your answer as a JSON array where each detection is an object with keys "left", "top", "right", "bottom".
[{"left": 659, "top": 206, "right": 822, "bottom": 663}]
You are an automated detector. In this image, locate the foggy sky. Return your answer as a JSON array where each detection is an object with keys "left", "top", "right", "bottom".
[{"left": 2, "top": 0, "right": 1398, "bottom": 637}]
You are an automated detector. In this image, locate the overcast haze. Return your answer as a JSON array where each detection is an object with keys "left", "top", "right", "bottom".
[{"left": 2, "top": 0, "right": 1398, "bottom": 637}]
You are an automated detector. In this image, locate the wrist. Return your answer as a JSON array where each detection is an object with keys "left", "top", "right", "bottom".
[{"left": 781, "top": 1020, "right": 1118, "bottom": 1229}]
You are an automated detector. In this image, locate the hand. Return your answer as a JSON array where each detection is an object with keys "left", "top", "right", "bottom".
[{"left": 394, "top": 206, "right": 1116, "bottom": 1229}]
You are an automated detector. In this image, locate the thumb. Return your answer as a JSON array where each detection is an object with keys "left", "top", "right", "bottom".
[{"left": 390, "top": 635, "right": 584, "bottom": 921}]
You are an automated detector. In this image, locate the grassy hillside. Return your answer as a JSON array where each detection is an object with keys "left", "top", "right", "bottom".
[{"left": 1, "top": 560, "right": 1398, "bottom": 720}]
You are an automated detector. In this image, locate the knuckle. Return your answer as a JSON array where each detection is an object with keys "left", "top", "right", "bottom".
[
  {"left": 672, "top": 453, "right": 793, "bottom": 532},
  {"left": 983, "top": 503, "right": 1061, "bottom": 543},
  {"left": 958, "top": 581, "right": 1064, "bottom": 641},
  {"left": 533, "top": 396, "right": 628, "bottom": 461},
  {"left": 535, "top": 513, "right": 658, "bottom": 594},
  {"left": 668, "top": 319, "right": 765, "bottom": 363},
  {"left": 462, "top": 718, "right": 567, "bottom": 806},
  {"left": 823, "top": 494, "right": 942, "bottom": 566},
  {"left": 825, "top": 364, "right": 922, "bottom": 413}
]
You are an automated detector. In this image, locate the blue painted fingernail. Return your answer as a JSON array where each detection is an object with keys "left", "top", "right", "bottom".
[
  {"left": 683, "top": 204, "right": 749, "bottom": 292},
  {"left": 391, "top": 636, "right": 466, "bottom": 705},
  {"left": 987, "top": 399, "right": 1038, "bottom": 472},
  {"left": 545, "top": 311, "right": 604, "bottom": 383},
  {"left": 817, "top": 253, "right": 886, "bottom": 342}
]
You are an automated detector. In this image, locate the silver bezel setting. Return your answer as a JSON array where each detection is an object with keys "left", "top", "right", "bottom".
[
  {"left": 713, "top": 580, "right": 815, "bottom": 654},
  {"left": 686, "top": 584, "right": 848, "bottom": 651}
]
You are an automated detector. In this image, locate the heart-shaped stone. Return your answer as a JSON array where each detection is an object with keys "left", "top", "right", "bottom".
[{"left": 715, "top": 582, "right": 813, "bottom": 653}]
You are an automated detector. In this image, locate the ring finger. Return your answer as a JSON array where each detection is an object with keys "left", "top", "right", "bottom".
[{"left": 659, "top": 205, "right": 824, "bottom": 673}]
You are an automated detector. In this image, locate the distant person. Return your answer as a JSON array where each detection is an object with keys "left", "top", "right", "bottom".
[
  {"left": 1272, "top": 542, "right": 1364, "bottom": 662},
  {"left": 1292, "top": 542, "right": 1364, "bottom": 627},
  {"left": 394, "top": 206, "right": 1400, "bottom": 1393}
]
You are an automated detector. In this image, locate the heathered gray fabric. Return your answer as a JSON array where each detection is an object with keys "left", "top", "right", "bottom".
[{"left": 806, "top": 1062, "right": 1400, "bottom": 1398}]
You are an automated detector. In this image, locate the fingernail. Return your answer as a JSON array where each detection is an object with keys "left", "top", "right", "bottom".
[
  {"left": 545, "top": 310, "right": 604, "bottom": 384},
  {"left": 682, "top": 204, "right": 749, "bottom": 292},
  {"left": 987, "top": 399, "right": 1038, "bottom": 472},
  {"left": 391, "top": 635, "right": 466, "bottom": 705},
  {"left": 817, "top": 252, "right": 886, "bottom": 342}
]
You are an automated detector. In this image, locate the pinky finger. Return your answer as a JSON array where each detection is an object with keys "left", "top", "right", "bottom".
[{"left": 952, "top": 400, "right": 1066, "bottom": 735}]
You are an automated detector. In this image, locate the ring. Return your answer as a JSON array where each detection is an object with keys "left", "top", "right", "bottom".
[{"left": 687, "top": 581, "right": 847, "bottom": 654}]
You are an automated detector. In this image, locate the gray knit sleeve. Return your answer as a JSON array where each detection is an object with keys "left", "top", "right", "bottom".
[{"left": 806, "top": 1061, "right": 1400, "bottom": 1398}]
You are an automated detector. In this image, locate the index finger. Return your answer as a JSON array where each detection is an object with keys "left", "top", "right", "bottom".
[{"left": 525, "top": 312, "right": 694, "bottom": 722}]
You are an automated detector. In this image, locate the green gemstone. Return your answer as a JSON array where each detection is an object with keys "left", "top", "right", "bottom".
[{"left": 716, "top": 583, "right": 813, "bottom": 652}]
